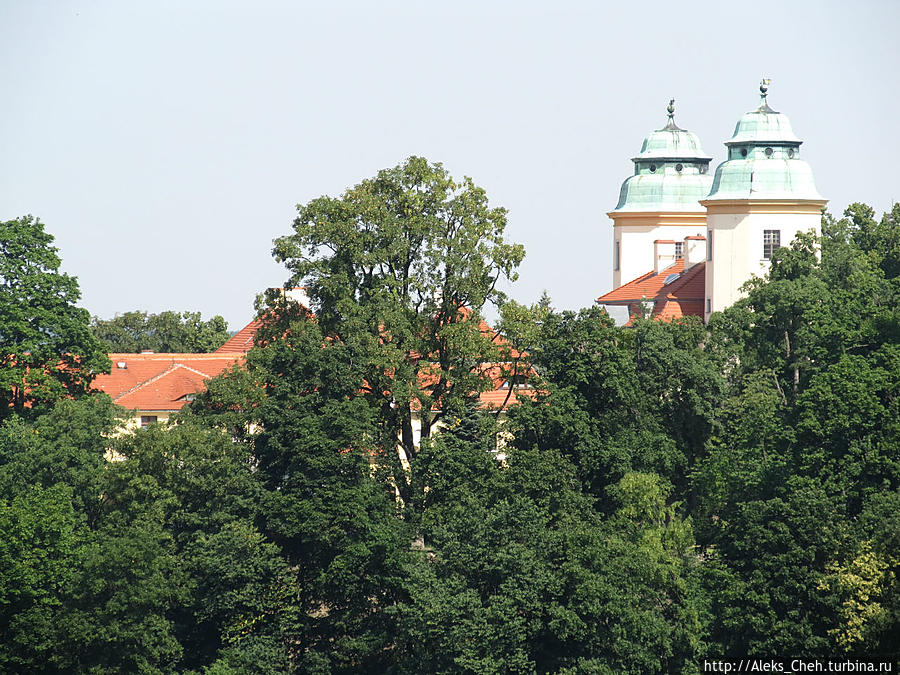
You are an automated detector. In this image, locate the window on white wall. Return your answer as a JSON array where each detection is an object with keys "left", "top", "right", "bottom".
[
  {"left": 674, "top": 242, "right": 684, "bottom": 259},
  {"left": 614, "top": 240, "right": 620, "bottom": 271},
  {"left": 763, "top": 229, "right": 781, "bottom": 259},
  {"left": 707, "top": 230, "right": 712, "bottom": 260}
]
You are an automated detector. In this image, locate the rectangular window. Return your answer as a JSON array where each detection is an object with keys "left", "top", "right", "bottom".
[
  {"left": 614, "top": 240, "right": 620, "bottom": 271},
  {"left": 140, "top": 415, "right": 158, "bottom": 428},
  {"left": 706, "top": 298, "right": 711, "bottom": 313},
  {"left": 674, "top": 242, "right": 684, "bottom": 259},
  {"left": 763, "top": 229, "right": 781, "bottom": 259},
  {"left": 707, "top": 230, "right": 712, "bottom": 260}
]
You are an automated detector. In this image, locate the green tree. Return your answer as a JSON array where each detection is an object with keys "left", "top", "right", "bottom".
[
  {"left": 0, "top": 216, "right": 110, "bottom": 420},
  {"left": 696, "top": 206, "right": 900, "bottom": 657},
  {"left": 396, "top": 411, "right": 703, "bottom": 673},
  {"left": 0, "top": 484, "right": 84, "bottom": 672},
  {"left": 508, "top": 306, "right": 722, "bottom": 510},
  {"left": 90, "top": 310, "right": 230, "bottom": 353},
  {"left": 271, "top": 156, "right": 524, "bottom": 506},
  {"left": 191, "top": 312, "right": 412, "bottom": 672}
]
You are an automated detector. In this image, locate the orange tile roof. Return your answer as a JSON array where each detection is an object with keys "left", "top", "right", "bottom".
[
  {"left": 209, "top": 304, "right": 532, "bottom": 412},
  {"left": 215, "top": 319, "right": 262, "bottom": 354},
  {"left": 597, "top": 260, "right": 706, "bottom": 324},
  {"left": 217, "top": 306, "right": 522, "bottom": 359},
  {"left": 94, "top": 353, "right": 243, "bottom": 412}
]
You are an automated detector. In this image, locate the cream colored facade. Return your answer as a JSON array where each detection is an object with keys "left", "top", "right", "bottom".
[
  {"left": 701, "top": 200, "right": 826, "bottom": 317},
  {"left": 610, "top": 211, "right": 707, "bottom": 287},
  {"left": 609, "top": 84, "right": 826, "bottom": 322}
]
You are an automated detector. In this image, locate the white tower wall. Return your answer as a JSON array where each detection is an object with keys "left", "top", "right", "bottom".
[{"left": 703, "top": 202, "right": 824, "bottom": 318}]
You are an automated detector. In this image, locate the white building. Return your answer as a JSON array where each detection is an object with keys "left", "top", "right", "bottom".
[{"left": 599, "top": 82, "right": 826, "bottom": 323}]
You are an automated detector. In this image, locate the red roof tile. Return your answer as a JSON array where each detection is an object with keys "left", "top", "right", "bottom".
[
  {"left": 94, "top": 353, "right": 242, "bottom": 411},
  {"left": 597, "top": 260, "right": 706, "bottom": 324},
  {"left": 215, "top": 319, "right": 263, "bottom": 354},
  {"left": 208, "top": 303, "right": 532, "bottom": 412}
]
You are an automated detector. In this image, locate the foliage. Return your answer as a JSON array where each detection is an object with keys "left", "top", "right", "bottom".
[
  {"left": 90, "top": 310, "right": 230, "bottom": 353},
  {"left": 5, "top": 189, "right": 900, "bottom": 669},
  {"left": 191, "top": 310, "right": 412, "bottom": 672},
  {"left": 271, "top": 156, "right": 524, "bottom": 507},
  {"left": 0, "top": 216, "right": 110, "bottom": 420},
  {"left": 395, "top": 414, "right": 703, "bottom": 673}
]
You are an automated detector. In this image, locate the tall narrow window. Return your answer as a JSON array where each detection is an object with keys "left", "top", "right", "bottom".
[
  {"left": 674, "top": 242, "right": 684, "bottom": 259},
  {"left": 763, "top": 229, "right": 781, "bottom": 259},
  {"left": 707, "top": 230, "right": 712, "bottom": 260},
  {"left": 614, "top": 240, "right": 620, "bottom": 271}
]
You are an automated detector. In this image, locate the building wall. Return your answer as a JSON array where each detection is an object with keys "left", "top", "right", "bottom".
[
  {"left": 610, "top": 211, "right": 707, "bottom": 288},
  {"left": 703, "top": 200, "right": 824, "bottom": 318}
]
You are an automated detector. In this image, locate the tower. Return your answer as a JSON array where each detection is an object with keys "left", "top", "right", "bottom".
[
  {"left": 701, "top": 81, "right": 827, "bottom": 320},
  {"left": 609, "top": 100, "right": 712, "bottom": 289}
]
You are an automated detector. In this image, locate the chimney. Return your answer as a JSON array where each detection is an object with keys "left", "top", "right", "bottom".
[
  {"left": 283, "top": 287, "right": 311, "bottom": 308},
  {"left": 684, "top": 235, "right": 707, "bottom": 271},
  {"left": 653, "top": 240, "right": 676, "bottom": 275}
]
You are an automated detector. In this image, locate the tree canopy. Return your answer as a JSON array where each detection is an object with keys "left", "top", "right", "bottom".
[
  {"left": 0, "top": 216, "right": 109, "bottom": 421},
  {"left": 90, "top": 310, "right": 230, "bottom": 353},
  {"left": 3, "top": 189, "right": 900, "bottom": 671},
  {"left": 271, "top": 156, "right": 524, "bottom": 508}
]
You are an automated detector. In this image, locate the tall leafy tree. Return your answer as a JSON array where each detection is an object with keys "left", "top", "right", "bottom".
[
  {"left": 271, "top": 156, "right": 524, "bottom": 505},
  {"left": 0, "top": 216, "right": 110, "bottom": 420}
]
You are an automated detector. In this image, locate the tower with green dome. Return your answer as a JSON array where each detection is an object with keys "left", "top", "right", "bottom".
[
  {"left": 609, "top": 100, "right": 713, "bottom": 289},
  {"left": 701, "top": 80, "right": 827, "bottom": 318}
]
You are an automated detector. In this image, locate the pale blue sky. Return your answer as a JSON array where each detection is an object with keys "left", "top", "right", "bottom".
[{"left": 2, "top": 0, "right": 898, "bottom": 329}]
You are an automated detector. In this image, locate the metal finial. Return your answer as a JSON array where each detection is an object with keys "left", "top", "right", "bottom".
[
  {"left": 757, "top": 78, "right": 775, "bottom": 113},
  {"left": 662, "top": 98, "right": 683, "bottom": 130}
]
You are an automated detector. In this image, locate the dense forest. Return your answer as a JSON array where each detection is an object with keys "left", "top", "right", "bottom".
[{"left": 1, "top": 160, "right": 899, "bottom": 673}]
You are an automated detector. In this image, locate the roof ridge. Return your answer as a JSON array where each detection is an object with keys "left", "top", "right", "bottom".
[
  {"left": 112, "top": 361, "right": 220, "bottom": 402},
  {"left": 112, "top": 362, "right": 181, "bottom": 401}
]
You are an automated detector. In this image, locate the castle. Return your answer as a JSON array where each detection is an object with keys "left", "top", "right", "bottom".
[
  {"left": 597, "top": 81, "right": 827, "bottom": 323},
  {"left": 95, "top": 82, "right": 826, "bottom": 426}
]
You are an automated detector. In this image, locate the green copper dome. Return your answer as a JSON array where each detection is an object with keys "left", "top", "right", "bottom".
[
  {"left": 705, "top": 81, "right": 823, "bottom": 201},
  {"left": 612, "top": 100, "right": 713, "bottom": 213}
]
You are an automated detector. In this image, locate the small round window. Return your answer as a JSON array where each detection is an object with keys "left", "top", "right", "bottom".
[
  {"left": 765, "top": 147, "right": 773, "bottom": 157},
  {"left": 675, "top": 163, "right": 683, "bottom": 172},
  {"left": 740, "top": 148, "right": 748, "bottom": 157},
  {"left": 788, "top": 148, "right": 795, "bottom": 159},
  {"left": 649, "top": 164, "right": 656, "bottom": 173}
]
